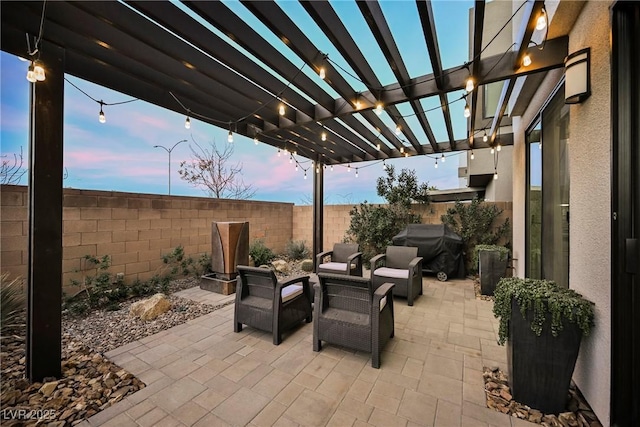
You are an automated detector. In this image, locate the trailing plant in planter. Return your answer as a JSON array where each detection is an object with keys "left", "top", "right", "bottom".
[
  {"left": 473, "top": 244, "right": 509, "bottom": 271},
  {"left": 493, "top": 277, "right": 596, "bottom": 414},
  {"left": 493, "top": 277, "right": 595, "bottom": 345}
]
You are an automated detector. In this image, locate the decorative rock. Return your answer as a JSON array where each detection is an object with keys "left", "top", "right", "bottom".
[
  {"left": 483, "top": 367, "right": 603, "bottom": 427},
  {"left": 272, "top": 259, "right": 289, "bottom": 273},
  {"left": 129, "top": 293, "right": 171, "bottom": 320},
  {"left": 39, "top": 381, "right": 59, "bottom": 397}
]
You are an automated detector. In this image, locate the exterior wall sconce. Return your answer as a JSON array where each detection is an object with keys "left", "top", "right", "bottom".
[{"left": 564, "top": 48, "right": 591, "bottom": 104}]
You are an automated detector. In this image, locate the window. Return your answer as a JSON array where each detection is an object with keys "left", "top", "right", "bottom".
[{"left": 525, "top": 85, "right": 570, "bottom": 288}]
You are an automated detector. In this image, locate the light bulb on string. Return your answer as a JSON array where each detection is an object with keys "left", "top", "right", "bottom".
[
  {"left": 490, "top": 146, "right": 495, "bottom": 154},
  {"left": 400, "top": 146, "right": 404, "bottom": 154},
  {"left": 184, "top": 116, "right": 191, "bottom": 129},
  {"left": 316, "top": 163, "right": 320, "bottom": 174},
  {"left": 354, "top": 94, "right": 362, "bottom": 110},
  {"left": 382, "top": 160, "right": 386, "bottom": 170},
  {"left": 483, "top": 131, "right": 488, "bottom": 143},
  {"left": 321, "top": 131, "right": 327, "bottom": 141},
  {"left": 434, "top": 159, "right": 438, "bottom": 169},
  {"left": 497, "top": 143, "right": 502, "bottom": 152},
  {"left": 465, "top": 76, "right": 474, "bottom": 92},
  {"left": 355, "top": 168, "right": 359, "bottom": 178},
  {"left": 375, "top": 102, "right": 383, "bottom": 115},
  {"left": 464, "top": 103, "right": 471, "bottom": 118},
  {"left": 277, "top": 148, "right": 281, "bottom": 157},
  {"left": 404, "top": 152, "right": 409, "bottom": 158},
  {"left": 470, "top": 150, "right": 475, "bottom": 160},
  {"left": 279, "top": 103, "right": 285, "bottom": 116},
  {"left": 318, "top": 66, "right": 326, "bottom": 80},
  {"left": 441, "top": 153, "right": 445, "bottom": 163},
  {"left": 522, "top": 54, "right": 532, "bottom": 67},
  {"left": 395, "top": 125, "right": 401, "bottom": 135},
  {"left": 536, "top": 7, "right": 547, "bottom": 31},
  {"left": 227, "top": 130, "right": 233, "bottom": 143},
  {"left": 295, "top": 163, "right": 298, "bottom": 172},
  {"left": 304, "top": 171, "right": 307, "bottom": 180},
  {"left": 98, "top": 102, "right": 106, "bottom": 124},
  {"left": 254, "top": 136, "right": 259, "bottom": 145},
  {"left": 26, "top": 62, "right": 37, "bottom": 82},
  {"left": 347, "top": 164, "right": 351, "bottom": 173},
  {"left": 330, "top": 165, "right": 334, "bottom": 171},
  {"left": 289, "top": 155, "right": 293, "bottom": 164},
  {"left": 376, "top": 143, "right": 381, "bottom": 151},
  {"left": 34, "top": 63, "right": 45, "bottom": 81},
  {"left": 494, "top": 170, "right": 499, "bottom": 180}
]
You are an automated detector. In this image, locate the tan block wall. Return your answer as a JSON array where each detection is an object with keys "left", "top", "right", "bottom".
[
  {"left": 292, "top": 201, "right": 513, "bottom": 252},
  {"left": 0, "top": 185, "right": 293, "bottom": 292}
]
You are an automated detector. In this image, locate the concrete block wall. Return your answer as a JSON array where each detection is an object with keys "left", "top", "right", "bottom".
[
  {"left": 292, "top": 201, "right": 513, "bottom": 253},
  {"left": 0, "top": 185, "right": 293, "bottom": 292}
]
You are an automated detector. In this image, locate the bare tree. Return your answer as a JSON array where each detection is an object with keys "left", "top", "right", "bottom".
[
  {"left": 178, "top": 139, "right": 256, "bottom": 199},
  {"left": 1, "top": 147, "right": 27, "bottom": 185}
]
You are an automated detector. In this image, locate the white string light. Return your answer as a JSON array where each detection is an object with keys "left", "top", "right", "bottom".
[
  {"left": 465, "top": 76, "right": 474, "bottom": 92},
  {"left": 464, "top": 103, "right": 471, "bottom": 118},
  {"left": 184, "top": 116, "right": 191, "bottom": 129},
  {"left": 98, "top": 102, "right": 106, "bottom": 124},
  {"left": 441, "top": 153, "right": 446, "bottom": 163},
  {"left": 355, "top": 168, "right": 359, "bottom": 178},
  {"left": 321, "top": 131, "right": 327, "bottom": 141},
  {"left": 470, "top": 150, "right": 475, "bottom": 160},
  {"left": 434, "top": 159, "right": 438, "bottom": 169},
  {"left": 279, "top": 103, "right": 286, "bottom": 116}
]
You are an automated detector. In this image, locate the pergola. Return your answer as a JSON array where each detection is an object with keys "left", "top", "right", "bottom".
[{"left": 0, "top": 0, "right": 569, "bottom": 381}]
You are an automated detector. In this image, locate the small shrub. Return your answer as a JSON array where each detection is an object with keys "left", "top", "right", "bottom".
[
  {"left": 285, "top": 240, "right": 310, "bottom": 260},
  {"left": 441, "top": 197, "right": 511, "bottom": 273},
  {"left": 250, "top": 239, "right": 276, "bottom": 267},
  {"left": 161, "top": 246, "right": 211, "bottom": 277},
  {"left": 1, "top": 273, "right": 26, "bottom": 333}
]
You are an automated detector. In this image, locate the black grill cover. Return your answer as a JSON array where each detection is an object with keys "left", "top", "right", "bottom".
[{"left": 392, "top": 224, "right": 465, "bottom": 279}]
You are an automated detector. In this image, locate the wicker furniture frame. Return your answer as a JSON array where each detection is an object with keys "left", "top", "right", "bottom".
[
  {"left": 313, "top": 273, "right": 395, "bottom": 368},
  {"left": 371, "top": 246, "right": 423, "bottom": 306},
  {"left": 316, "top": 243, "right": 363, "bottom": 276},
  {"left": 234, "top": 265, "right": 312, "bottom": 345}
]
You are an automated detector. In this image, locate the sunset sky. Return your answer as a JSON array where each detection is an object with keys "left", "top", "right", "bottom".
[{"left": 0, "top": 1, "right": 473, "bottom": 205}]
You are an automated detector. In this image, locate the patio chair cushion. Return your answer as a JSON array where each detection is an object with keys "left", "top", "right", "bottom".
[
  {"left": 373, "top": 267, "right": 409, "bottom": 279},
  {"left": 318, "top": 262, "right": 358, "bottom": 272},
  {"left": 281, "top": 284, "right": 303, "bottom": 303}
]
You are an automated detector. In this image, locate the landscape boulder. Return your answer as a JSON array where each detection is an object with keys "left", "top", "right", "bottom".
[
  {"left": 129, "top": 293, "right": 171, "bottom": 321},
  {"left": 272, "top": 259, "right": 290, "bottom": 273}
]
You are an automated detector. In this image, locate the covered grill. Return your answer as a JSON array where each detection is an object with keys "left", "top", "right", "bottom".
[{"left": 392, "top": 224, "right": 465, "bottom": 281}]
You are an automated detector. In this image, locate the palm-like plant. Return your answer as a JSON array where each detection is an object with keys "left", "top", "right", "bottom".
[{"left": 1, "top": 273, "right": 26, "bottom": 335}]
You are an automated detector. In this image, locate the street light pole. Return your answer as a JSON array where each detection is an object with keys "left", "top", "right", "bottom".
[{"left": 154, "top": 139, "right": 187, "bottom": 195}]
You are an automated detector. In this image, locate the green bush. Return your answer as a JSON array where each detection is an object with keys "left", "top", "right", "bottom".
[
  {"left": 285, "top": 240, "right": 310, "bottom": 260},
  {"left": 1, "top": 273, "right": 26, "bottom": 334},
  {"left": 493, "top": 277, "right": 595, "bottom": 345},
  {"left": 346, "top": 166, "right": 433, "bottom": 263},
  {"left": 441, "top": 197, "right": 510, "bottom": 273},
  {"left": 250, "top": 239, "right": 275, "bottom": 267}
]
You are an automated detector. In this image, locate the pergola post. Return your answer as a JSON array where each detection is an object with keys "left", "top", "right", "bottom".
[
  {"left": 312, "top": 157, "right": 324, "bottom": 270},
  {"left": 26, "top": 41, "right": 65, "bottom": 382}
]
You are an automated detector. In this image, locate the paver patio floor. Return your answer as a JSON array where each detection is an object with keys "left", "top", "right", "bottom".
[{"left": 80, "top": 276, "right": 537, "bottom": 427}]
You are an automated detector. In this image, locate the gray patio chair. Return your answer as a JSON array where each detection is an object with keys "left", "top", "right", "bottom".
[
  {"left": 371, "top": 246, "right": 423, "bottom": 306},
  {"left": 313, "top": 273, "right": 395, "bottom": 368},
  {"left": 234, "top": 265, "right": 312, "bottom": 345},
  {"left": 316, "top": 243, "right": 363, "bottom": 276}
]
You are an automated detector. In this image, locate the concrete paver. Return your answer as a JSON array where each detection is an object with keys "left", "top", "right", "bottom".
[{"left": 87, "top": 277, "right": 514, "bottom": 426}]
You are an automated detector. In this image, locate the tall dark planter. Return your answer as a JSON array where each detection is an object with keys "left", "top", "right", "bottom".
[
  {"left": 479, "top": 250, "right": 508, "bottom": 296},
  {"left": 507, "top": 299, "right": 582, "bottom": 414}
]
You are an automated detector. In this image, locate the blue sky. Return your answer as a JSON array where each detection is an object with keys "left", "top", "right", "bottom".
[{"left": 0, "top": 1, "right": 472, "bottom": 205}]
